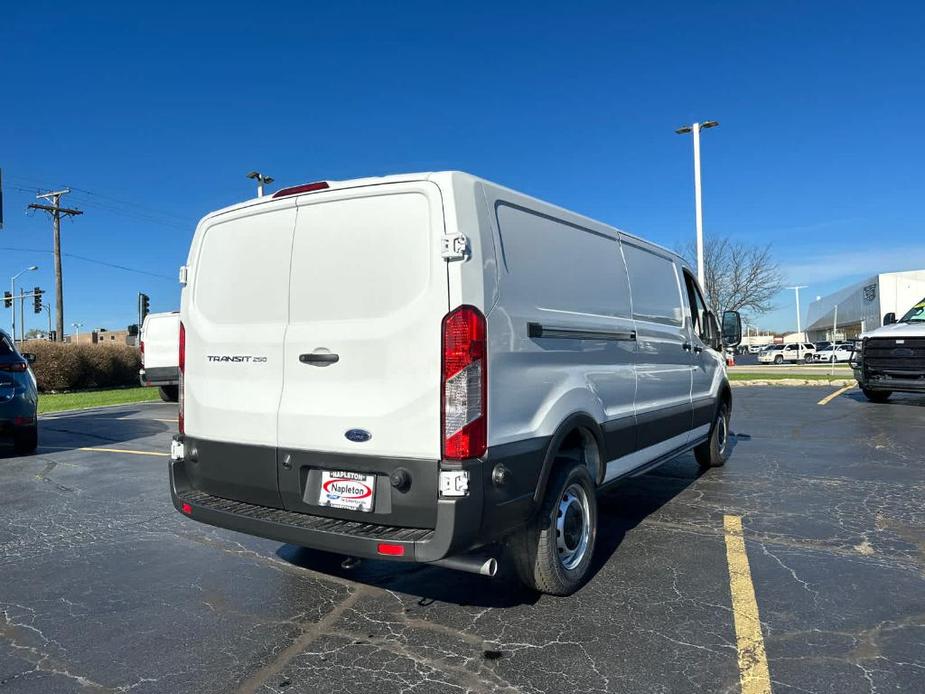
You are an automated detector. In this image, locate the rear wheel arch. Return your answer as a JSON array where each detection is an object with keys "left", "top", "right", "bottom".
[{"left": 532, "top": 414, "right": 605, "bottom": 504}]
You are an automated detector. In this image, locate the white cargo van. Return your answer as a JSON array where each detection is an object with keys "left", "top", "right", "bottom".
[
  {"left": 139, "top": 311, "right": 180, "bottom": 402},
  {"left": 169, "top": 172, "right": 741, "bottom": 595}
]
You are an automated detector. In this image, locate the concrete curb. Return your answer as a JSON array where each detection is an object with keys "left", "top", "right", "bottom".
[{"left": 731, "top": 379, "right": 856, "bottom": 388}]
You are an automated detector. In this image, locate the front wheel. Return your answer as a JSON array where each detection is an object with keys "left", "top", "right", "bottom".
[
  {"left": 695, "top": 402, "right": 730, "bottom": 469},
  {"left": 774, "top": 355, "right": 783, "bottom": 364},
  {"left": 511, "top": 461, "right": 597, "bottom": 596},
  {"left": 862, "top": 388, "right": 891, "bottom": 403}
]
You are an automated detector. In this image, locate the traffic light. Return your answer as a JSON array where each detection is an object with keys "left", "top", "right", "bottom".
[
  {"left": 3, "top": 291, "right": 10, "bottom": 309},
  {"left": 33, "top": 287, "right": 43, "bottom": 314},
  {"left": 139, "top": 293, "right": 150, "bottom": 323}
]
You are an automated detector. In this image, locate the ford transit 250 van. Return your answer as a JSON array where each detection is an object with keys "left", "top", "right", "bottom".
[{"left": 169, "top": 172, "right": 741, "bottom": 595}]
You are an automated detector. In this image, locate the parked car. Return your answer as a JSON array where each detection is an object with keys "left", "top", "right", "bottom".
[
  {"left": 168, "top": 172, "right": 742, "bottom": 595},
  {"left": 139, "top": 311, "right": 180, "bottom": 402},
  {"left": 747, "top": 344, "right": 764, "bottom": 354},
  {"left": 815, "top": 343, "right": 855, "bottom": 363},
  {"left": 853, "top": 298, "right": 925, "bottom": 402},
  {"left": 0, "top": 330, "right": 38, "bottom": 454},
  {"left": 758, "top": 342, "right": 815, "bottom": 364}
]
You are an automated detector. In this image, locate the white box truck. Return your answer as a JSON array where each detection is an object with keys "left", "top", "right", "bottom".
[{"left": 169, "top": 172, "right": 741, "bottom": 595}]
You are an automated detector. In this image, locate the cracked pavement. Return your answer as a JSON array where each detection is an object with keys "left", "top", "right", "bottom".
[{"left": 1, "top": 388, "right": 923, "bottom": 692}]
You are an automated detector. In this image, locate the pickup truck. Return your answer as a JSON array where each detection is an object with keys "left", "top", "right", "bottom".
[{"left": 852, "top": 299, "right": 925, "bottom": 402}]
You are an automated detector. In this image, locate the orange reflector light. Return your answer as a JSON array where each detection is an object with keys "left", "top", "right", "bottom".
[
  {"left": 181, "top": 502, "right": 192, "bottom": 515},
  {"left": 377, "top": 543, "right": 405, "bottom": 557}
]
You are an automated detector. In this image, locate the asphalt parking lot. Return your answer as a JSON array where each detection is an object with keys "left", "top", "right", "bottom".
[{"left": 1, "top": 387, "right": 923, "bottom": 693}]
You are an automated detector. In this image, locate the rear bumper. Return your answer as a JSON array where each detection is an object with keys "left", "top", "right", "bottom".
[
  {"left": 140, "top": 366, "right": 179, "bottom": 387},
  {"left": 169, "top": 453, "right": 486, "bottom": 562}
]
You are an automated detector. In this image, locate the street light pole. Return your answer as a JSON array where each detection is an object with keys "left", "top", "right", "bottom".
[
  {"left": 675, "top": 120, "right": 719, "bottom": 288},
  {"left": 246, "top": 171, "right": 274, "bottom": 198},
  {"left": 72, "top": 322, "right": 83, "bottom": 343},
  {"left": 10, "top": 266, "right": 38, "bottom": 343},
  {"left": 787, "top": 285, "right": 808, "bottom": 339}
]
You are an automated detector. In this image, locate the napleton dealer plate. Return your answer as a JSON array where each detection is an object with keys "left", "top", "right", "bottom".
[{"left": 317, "top": 470, "right": 376, "bottom": 512}]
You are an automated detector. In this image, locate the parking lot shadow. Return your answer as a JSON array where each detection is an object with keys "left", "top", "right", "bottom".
[
  {"left": 844, "top": 391, "right": 925, "bottom": 407},
  {"left": 0, "top": 407, "right": 173, "bottom": 458},
  {"left": 276, "top": 443, "right": 739, "bottom": 604}
]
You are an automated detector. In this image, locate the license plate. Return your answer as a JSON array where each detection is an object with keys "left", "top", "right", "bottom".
[{"left": 318, "top": 470, "right": 376, "bottom": 512}]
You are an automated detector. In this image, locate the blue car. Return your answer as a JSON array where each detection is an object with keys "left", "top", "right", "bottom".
[{"left": 0, "top": 330, "right": 38, "bottom": 454}]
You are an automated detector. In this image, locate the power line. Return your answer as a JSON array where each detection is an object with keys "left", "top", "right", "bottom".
[{"left": 0, "top": 247, "right": 175, "bottom": 281}]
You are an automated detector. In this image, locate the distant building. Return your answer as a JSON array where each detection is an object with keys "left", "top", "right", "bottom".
[
  {"left": 64, "top": 328, "right": 133, "bottom": 346},
  {"left": 805, "top": 270, "right": 925, "bottom": 342}
]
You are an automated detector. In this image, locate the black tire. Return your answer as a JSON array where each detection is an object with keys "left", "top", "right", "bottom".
[
  {"left": 774, "top": 355, "right": 783, "bottom": 364},
  {"left": 862, "top": 388, "right": 891, "bottom": 403},
  {"left": 13, "top": 426, "right": 38, "bottom": 455},
  {"left": 695, "top": 401, "right": 730, "bottom": 469},
  {"left": 511, "top": 460, "right": 598, "bottom": 596},
  {"left": 159, "top": 385, "right": 179, "bottom": 402}
]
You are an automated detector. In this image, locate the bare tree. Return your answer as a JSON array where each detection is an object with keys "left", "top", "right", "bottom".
[{"left": 682, "top": 236, "right": 785, "bottom": 318}]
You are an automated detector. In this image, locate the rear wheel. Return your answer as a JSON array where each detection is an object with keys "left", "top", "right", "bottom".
[
  {"left": 695, "top": 402, "right": 730, "bottom": 469},
  {"left": 511, "top": 461, "right": 597, "bottom": 596},
  {"left": 159, "top": 386, "right": 179, "bottom": 402},
  {"left": 13, "top": 426, "right": 38, "bottom": 455},
  {"left": 862, "top": 388, "right": 891, "bottom": 403}
]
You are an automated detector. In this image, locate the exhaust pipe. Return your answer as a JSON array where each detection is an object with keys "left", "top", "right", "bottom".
[{"left": 430, "top": 552, "right": 498, "bottom": 577}]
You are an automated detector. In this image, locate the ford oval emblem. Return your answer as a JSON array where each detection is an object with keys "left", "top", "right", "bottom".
[{"left": 345, "top": 429, "right": 372, "bottom": 443}]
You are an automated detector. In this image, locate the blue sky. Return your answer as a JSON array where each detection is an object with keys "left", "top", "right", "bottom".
[{"left": 2, "top": 1, "right": 923, "bottom": 334}]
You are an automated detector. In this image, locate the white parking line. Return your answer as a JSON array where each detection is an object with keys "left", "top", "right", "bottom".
[{"left": 78, "top": 447, "right": 169, "bottom": 457}]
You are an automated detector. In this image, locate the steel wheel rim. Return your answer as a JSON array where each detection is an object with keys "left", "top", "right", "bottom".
[
  {"left": 716, "top": 412, "right": 728, "bottom": 456},
  {"left": 556, "top": 482, "right": 591, "bottom": 570}
]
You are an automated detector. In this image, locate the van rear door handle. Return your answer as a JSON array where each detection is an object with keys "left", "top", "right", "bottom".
[
  {"left": 299, "top": 353, "right": 339, "bottom": 366},
  {"left": 693, "top": 345, "right": 704, "bottom": 353},
  {"left": 682, "top": 342, "right": 692, "bottom": 351}
]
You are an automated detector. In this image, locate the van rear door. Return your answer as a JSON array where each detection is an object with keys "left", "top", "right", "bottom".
[
  {"left": 276, "top": 183, "right": 449, "bottom": 520},
  {"left": 183, "top": 200, "right": 298, "bottom": 507}
]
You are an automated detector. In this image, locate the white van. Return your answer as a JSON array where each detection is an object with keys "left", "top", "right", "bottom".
[
  {"left": 139, "top": 311, "right": 180, "bottom": 401},
  {"left": 169, "top": 172, "right": 741, "bottom": 595}
]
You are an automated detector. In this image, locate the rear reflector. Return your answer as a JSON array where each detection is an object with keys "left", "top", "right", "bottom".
[
  {"left": 441, "top": 305, "right": 487, "bottom": 460},
  {"left": 180, "top": 502, "right": 192, "bottom": 515},
  {"left": 377, "top": 543, "right": 406, "bottom": 557},
  {"left": 271, "top": 181, "right": 330, "bottom": 198}
]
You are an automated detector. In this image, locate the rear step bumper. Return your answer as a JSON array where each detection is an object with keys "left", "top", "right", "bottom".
[{"left": 170, "top": 458, "right": 484, "bottom": 563}]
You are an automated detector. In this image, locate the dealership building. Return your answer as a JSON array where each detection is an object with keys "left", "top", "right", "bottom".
[{"left": 805, "top": 270, "right": 925, "bottom": 342}]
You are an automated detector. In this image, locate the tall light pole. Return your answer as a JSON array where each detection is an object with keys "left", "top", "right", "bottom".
[
  {"left": 246, "top": 171, "right": 274, "bottom": 198},
  {"left": 10, "top": 266, "right": 38, "bottom": 342},
  {"left": 675, "top": 120, "right": 719, "bottom": 288},
  {"left": 787, "top": 286, "right": 807, "bottom": 338},
  {"left": 72, "top": 322, "right": 83, "bottom": 344}
]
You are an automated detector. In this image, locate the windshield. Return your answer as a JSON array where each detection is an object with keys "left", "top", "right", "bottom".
[{"left": 898, "top": 299, "right": 925, "bottom": 323}]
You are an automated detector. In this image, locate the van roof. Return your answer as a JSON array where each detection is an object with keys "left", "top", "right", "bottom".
[{"left": 200, "top": 171, "right": 685, "bottom": 266}]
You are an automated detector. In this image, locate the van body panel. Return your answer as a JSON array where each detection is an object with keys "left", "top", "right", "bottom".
[
  {"left": 140, "top": 312, "right": 179, "bottom": 371},
  {"left": 174, "top": 170, "right": 733, "bottom": 573}
]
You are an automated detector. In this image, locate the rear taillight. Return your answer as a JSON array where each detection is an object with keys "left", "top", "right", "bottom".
[
  {"left": 178, "top": 321, "right": 185, "bottom": 434},
  {"left": 441, "top": 305, "right": 487, "bottom": 460},
  {"left": 0, "top": 362, "right": 27, "bottom": 372},
  {"left": 139, "top": 340, "right": 145, "bottom": 363}
]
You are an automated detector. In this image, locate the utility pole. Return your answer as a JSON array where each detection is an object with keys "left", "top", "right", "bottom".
[
  {"left": 28, "top": 189, "right": 82, "bottom": 341},
  {"left": 19, "top": 289, "right": 24, "bottom": 342}
]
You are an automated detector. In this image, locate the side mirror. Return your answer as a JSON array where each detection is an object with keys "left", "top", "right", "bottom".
[
  {"left": 22, "top": 353, "right": 36, "bottom": 364},
  {"left": 722, "top": 310, "right": 742, "bottom": 347},
  {"left": 883, "top": 312, "right": 896, "bottom": 325}
]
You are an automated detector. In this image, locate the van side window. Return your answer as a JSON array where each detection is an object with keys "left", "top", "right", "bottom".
[
  {"left": 681, "top": 270, "right": 709, "bottom": 340},
  {"left": 622, "top": 243, "right": 683, "bottom": 326}
]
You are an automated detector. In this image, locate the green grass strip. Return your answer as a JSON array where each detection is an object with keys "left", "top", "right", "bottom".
[
  {"left": 39, "top": 386, "right": 162, "bottom": 414},
  {"left": 728, "top": 371, "right": 852, "bottom": 382}
]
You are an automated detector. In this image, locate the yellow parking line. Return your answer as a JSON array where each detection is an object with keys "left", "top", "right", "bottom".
[
  {"left": 724, "top": 515, "right": 772, "bottom": 694},
  {"left": 78, "top": 447, "right": 169, "bottom": 457},
  {"left": 817, "top": 384, "right": 854, "bottom": 406}
]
